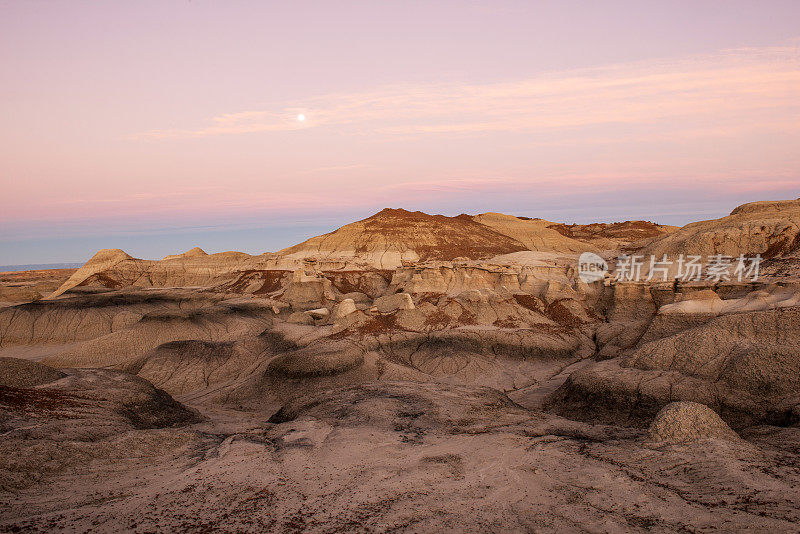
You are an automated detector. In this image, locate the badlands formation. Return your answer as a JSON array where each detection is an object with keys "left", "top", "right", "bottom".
[{"left": 2, "top": 201, "right": 800, "bottom": 531}]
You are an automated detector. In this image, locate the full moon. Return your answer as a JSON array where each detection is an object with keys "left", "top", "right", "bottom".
[{"left": 297, "top": 114, "right": 306, "bottom": 122}]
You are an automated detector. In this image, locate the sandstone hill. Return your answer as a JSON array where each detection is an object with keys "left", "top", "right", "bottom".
[
  {"left": 277, "top": 208, "right": 535, "bottom": 269},
  {"left": 470, "top": 213, "right": 598, "bottom": 253},
  {"left": 49, "top": 248, "right": 256, "bottom": 298},
  {"left": 162, "top": 246, "right": 208, "bottom": 261},
  {"left": 639, "top": 199, "right": 800, "bottom": 263}
]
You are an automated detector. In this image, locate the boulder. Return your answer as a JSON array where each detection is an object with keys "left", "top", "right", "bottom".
[
  {"left": 374, "top": 292, "right": 415, "bottom": 313},
  {"left": 306, "top": 308, "right": 330, "bottom": 320},
  {"left": 333, "top": 299, "right": 357, "bottom": 320}
]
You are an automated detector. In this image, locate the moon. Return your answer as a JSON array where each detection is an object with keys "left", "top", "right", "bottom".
[{"left": 297, "top": 114, "right": 306, "bottom": 122}]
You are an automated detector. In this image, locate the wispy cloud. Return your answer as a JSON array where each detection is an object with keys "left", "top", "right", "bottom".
[
  {"left": 136, "top": 44, "right": 800, "bottom": 140},
  {"left": 302, "top": 163, "right": 372, "bottom": 173}
]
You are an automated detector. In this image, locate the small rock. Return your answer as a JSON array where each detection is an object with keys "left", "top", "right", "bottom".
[
  {"left": 341, "top": 292, "right": 371, "bottom": 305},
  {"left": 306, "top": 308, "right": 330, "bottom": 320}
]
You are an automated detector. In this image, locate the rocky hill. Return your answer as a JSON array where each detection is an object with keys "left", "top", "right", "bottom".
[
  {"left": 640, "top": 199, "right": 800, "bottom": 259},
  {"left": 278, "top": 208, "right": 536, "bottom": 268}
]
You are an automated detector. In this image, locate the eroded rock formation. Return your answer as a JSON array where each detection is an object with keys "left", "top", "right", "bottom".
[{"left": 3, "top": 200, "right": 800, "bottom": 531}]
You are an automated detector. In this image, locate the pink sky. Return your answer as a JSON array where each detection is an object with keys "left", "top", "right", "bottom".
[{"left": 1, "top": 1, "right": 799, "bottom": 263}]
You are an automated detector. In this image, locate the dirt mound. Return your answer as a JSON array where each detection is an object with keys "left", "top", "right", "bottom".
[
  {"left": 0, "top": 368, "right": 200, "bottom": 435},
  {"left": 730, "top": 199, "right": 800, "bottom": 216},
  {"left": 42, "top": 304, "right": 271, "bottom": 369},
  {"left": 0, "top": 290, "right": 272, "bottom": 369},
  {"left": 0, "top": 368, "right": 199, "bottom": 490},
  {"left": 0, "top": 357, "right": 65, "bottom": 387},
  {"left": 49, "top": 248, "right": 255, "bottom": 298},
  {"left": 629, "top": 306, "right": 800, "bottom": 395},
  {"left": 131, "top": 339, "right": 237, "bottom": 394},
  {"left": 265, "top": 342, "right": 365, "bottom": 379},
  {"left": 647, "top": 402, "right": 739, "bottom": 443}
]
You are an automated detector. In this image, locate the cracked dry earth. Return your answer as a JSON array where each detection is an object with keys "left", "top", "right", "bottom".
[{"left": 2, "top": 379, "right": 800, "bottom": 533}]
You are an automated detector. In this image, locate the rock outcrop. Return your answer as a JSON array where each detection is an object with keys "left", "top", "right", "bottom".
[
  {"left": 50, "top": 249, "right": 257, "bottom": 298},
  {"left": 162, "top": 246, "right": 208, "bottom": 261},
  {"left": 547, "top": 303, "right": 800, "bottom": 429},
  {"left": 635, "top": 199, "right": 800, "bottom": 279}
]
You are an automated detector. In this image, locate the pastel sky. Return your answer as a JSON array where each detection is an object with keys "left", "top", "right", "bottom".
[{"left": 1, "top": 1, "right": 799, "bottom": 264}]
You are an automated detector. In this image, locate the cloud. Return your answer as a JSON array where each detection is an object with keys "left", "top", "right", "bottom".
[
  {"left": 302, "top": 163, "right": 372, "bottom": 173},
  {"left": 135, "top": 44, "right": 800, "bottom": 140}
]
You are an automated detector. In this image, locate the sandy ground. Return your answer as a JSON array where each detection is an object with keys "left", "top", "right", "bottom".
[{"left": 2, "top": 380, "right": 799, "bottom": 533}]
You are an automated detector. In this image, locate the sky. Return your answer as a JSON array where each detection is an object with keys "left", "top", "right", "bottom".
[{"left": 1, "top": 0, "right": 799, "bottom": 264}]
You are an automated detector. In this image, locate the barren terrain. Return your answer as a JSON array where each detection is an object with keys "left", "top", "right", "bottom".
[{"left": 2, "top": 201, "right": 800, "bottom": 532}]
